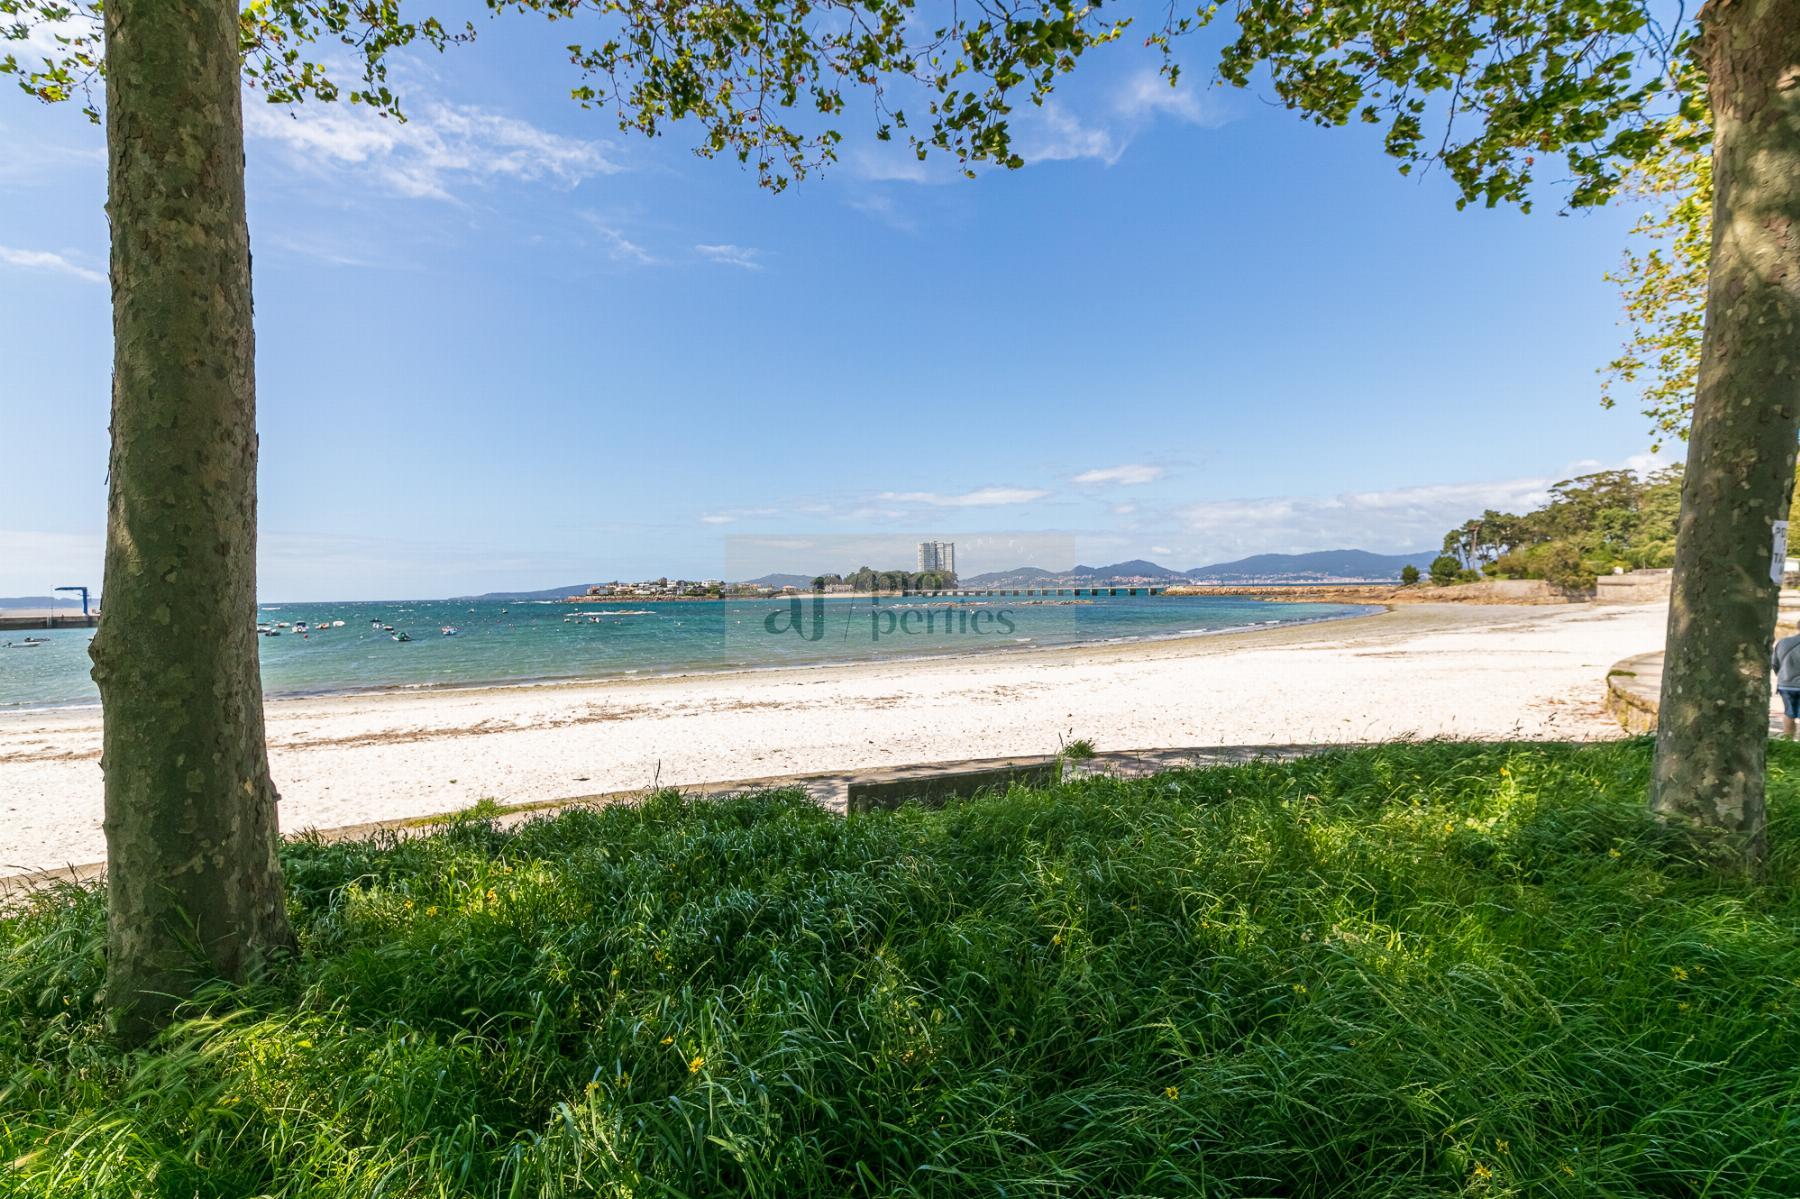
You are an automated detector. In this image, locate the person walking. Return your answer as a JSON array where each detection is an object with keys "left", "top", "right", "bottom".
[{"left": 1773, "top": 621, "right": 1800, "bottom": 740}]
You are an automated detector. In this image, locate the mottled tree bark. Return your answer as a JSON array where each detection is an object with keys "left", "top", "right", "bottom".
[
  {"left": 1650, "top": 0, "right": 1800, "bottom": 869},
  {"left": 96, "top": 0, "right": 292, "bottom": 1043}
]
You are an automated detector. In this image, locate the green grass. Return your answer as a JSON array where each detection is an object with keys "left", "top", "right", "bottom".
[{"left": 4, "top": 741, "right": 1800, "bottom": 1197}]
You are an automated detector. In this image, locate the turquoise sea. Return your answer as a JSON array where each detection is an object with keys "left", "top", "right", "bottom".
[{"left": 0, "top": 594, "right": 1379, "bottom": 710}]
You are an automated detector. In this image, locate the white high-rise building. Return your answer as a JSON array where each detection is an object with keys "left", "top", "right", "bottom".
[{"left": 916, "top": 540, "right": 955, "bottom": 575}]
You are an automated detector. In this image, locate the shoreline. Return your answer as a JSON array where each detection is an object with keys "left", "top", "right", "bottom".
[
  {"left": 0, "top": 602, "right": 1665, "bottom": 875},
  {"left": 1, "top": 601, "right": 1386, "bottom": 715}
]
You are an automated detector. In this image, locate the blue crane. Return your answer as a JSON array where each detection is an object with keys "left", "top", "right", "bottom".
[{"left": 55, "top": 586, "right": 92, "bottom": 618}]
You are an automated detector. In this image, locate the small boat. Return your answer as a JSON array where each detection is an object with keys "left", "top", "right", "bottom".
[
  {"left": 294, "top": 621, "right": 308, "bottom": 632},
  {"left": 441, "top": 626, "right": 458, "bottom": 636},
  {"left": 371, "top": 620, "right": 382, "bottom": 629},
  {"left": 382, "top": 624, "right": 394, "bottom": 632},
  {"left": 21, "top": 636, "right": 50, "bottom": 644},
  {"left": 267, "top": 629, "right": 281, "bottom": 637},
  {"left": 331, "top": 620, "right": 346, "bottom": 628},
  {"left": 392, "top": 631, "right": 412, "bottom": 642}
]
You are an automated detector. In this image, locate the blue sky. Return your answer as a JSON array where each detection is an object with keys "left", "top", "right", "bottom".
[{"left": 1, "top": 12, "right": 1669, "bottom": 599}]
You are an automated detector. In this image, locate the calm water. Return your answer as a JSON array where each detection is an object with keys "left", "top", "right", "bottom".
[{"left": 0, "top": 594, "right": 1377, "bottom": 710}]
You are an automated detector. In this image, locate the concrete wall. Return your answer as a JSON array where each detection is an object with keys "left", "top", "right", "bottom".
[{"left": 1595, "top": 569, "right": 1672, "bottom": 605}]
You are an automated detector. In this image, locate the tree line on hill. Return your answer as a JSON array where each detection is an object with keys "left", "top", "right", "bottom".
[
  {"left": 811, "top": 568, "right": 957, "bottom": 593},
  {"left": 1427, "top": 467, "right": 1800, "bottom": 593}
]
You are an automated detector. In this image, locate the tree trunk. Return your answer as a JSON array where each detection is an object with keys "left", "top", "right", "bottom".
[
  {"left": 96, "top": 0, "right": 292, "bottom": 1043},
  {"left": 1649, "top": 0, "right": 1800, "bottom": 870}
]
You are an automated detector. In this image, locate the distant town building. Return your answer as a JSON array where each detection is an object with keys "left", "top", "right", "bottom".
[{"left": 917, "top": 540, "right": 955, "bottom": 575}]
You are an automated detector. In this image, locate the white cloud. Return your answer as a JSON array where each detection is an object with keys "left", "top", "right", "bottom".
[
  {"left": 244, "top": 99, "right": 619, "bottom": 201},
  {"left": 848, "top": 148, "right": 937, "bottom": 184},
  {"left": 1074, "top": 463, "right": 1164, "bottom": 486},
  {"left": 694, "top": 243, "right": 763, "bottom": 270},
  {"left": 1150, "top": 545, "right": 1174, "bottom": 556},
  {"left": 582, "top": 215, "right": 661, "bottom": 265},
  {"left": 0, "top": 245, "right": 104, "bottom": 285},
  {"left": 1111, "top": 70, "right": 1221, "bottom": 126},
  {"left": 1112, "top": 503, "right": 1138, "bottom": 516},
  {"left": 701, "top": 514, "right": 736, "bottom": 525},
  {"left": 877, "top": 486, "right": 1050, "bottom": 507},
  {"left": 1016, "top": 103, "right": 1120, "bottom": 165}
]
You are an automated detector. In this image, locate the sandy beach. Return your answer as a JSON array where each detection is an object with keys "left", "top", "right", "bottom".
[{"left": 0, "top": 601, "right": 1667, "bottom": 875}]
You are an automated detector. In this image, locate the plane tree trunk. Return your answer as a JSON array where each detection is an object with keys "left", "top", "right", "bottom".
[
  {"left": 1649, "top": 0, "right": 1800, "bottom": 870},
  {"left": 94, "top": 0, "right": 292, "bottom": 1043}
]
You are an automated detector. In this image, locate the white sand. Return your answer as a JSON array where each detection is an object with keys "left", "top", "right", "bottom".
[{"left": 0, "top": 601, "right": 1666, "bottom": 875}]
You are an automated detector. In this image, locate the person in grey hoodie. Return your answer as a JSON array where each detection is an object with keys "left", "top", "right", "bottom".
[{"left": 1773, "top": 622, "right": 1800, "bottom": 739}]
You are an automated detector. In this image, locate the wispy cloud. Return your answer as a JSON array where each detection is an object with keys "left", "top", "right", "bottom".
[
  {"left": 1074, "top": 463, "right": 1164, "bottom": 486},
  {"left": 1016, "top": 103, "right": 1120, "bottom": 165},
  {"left": 877, "top": 486, "right": 1049, "bottom": 508},
  {"left": 0, "top": 245, "right": 104, "bottom": 285},
  {"left": 244, "top": 99, "right": 619, "bottom": 200},
  {"left": 1008, "top": 71, "right": 1227, "bottom": 170},
  {"left": 700, "top": 514, "right": 737, "bottom": 525},
  {"left": 581, "top": 214, "right": 662, "bottom": 265},
  {"left": 694, "top": 243, "right": 763, "bottom": 270},
  {"left": 1111, "top": 70, "right": 1223, "bottom": 127},
  {"left": 843, "top": 190, "right": 920, "bottom": 234},
  {"left": 848, "top": 148, "right": 938, "bottom": 184}
]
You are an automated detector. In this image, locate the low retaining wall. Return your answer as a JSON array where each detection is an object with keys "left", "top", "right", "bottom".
[
  {"left": 1604, "top": 652, "right": 1663, "bottom": 733},
  {"left": 1595, "top": 570, "right": 1673, "bottom": 605}
]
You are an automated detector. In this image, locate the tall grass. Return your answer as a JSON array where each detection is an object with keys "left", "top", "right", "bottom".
[{"left": 4, "top": 741, "right": 1799, "bottom": 1197}]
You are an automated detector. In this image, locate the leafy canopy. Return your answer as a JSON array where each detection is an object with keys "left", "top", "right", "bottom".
[
  {"left": 7, "top": 0, "right": 1696, "bottom": 204},
  {"left": 1600, "top": 92, "right": 1711, "bottom": 448}
]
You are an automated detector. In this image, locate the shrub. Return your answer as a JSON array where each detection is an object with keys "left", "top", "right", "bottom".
[
  {"left": 1429, "top": 554, "right": 1461, "bottom": 584},
  {"left": 1399, "top": 564, "right": 1420, "bottom": 585}
]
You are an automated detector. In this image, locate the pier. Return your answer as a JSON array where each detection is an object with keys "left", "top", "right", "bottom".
[{"left": 0, "top": 612, "right": 98, "bottom": 630}]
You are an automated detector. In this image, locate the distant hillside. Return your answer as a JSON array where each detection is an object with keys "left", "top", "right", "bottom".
[
  {"left": 1085, "top": 559, "right": 1189, "bottom": 581},
  {"left": 962, "top": 561, "right": 1187, "bottom": 587},
  {"left": 745, "top": 573, "right": 817, "bottom": 589},
  {"left": 0, "top": 595, "right": 69, "bottom": 610},
  {"left": 959, "top": 566, "right": 1062, "bottom": 586},
  {"left": 1185, "top": 549, "right": 1436, "bottom": 582},
  {"left": 455, "top": 584, "right": 600, "bottom": 601},
  {"left": 963, "top": 550, "right": 1434, "bottom": 587}
]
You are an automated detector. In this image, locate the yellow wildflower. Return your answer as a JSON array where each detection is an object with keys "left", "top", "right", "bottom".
[
  {"left": 1472, "top": 1162, "right": 1492, "bottom": 1181},
  {"left": 403, "top": 899, "right": 413, "bottom": 911},
  {"left": 1051, "top": 933, "right": 1063, "bottom": 946},
  {"left": 425, "top": 905, "right": 439, "bottom": 917},
  {"left": 1163, "top": 1085, "right": 1180, "bottom": 1101},
  {"left": 585, "top": 1080, "right": 600, "bottom": 1096},
  {"left": 1608, "top": 847, "right": 1622, "bottom": 859},
  {"left": 688, "top": 1055, "right": 705, "bottom": 1074},
  {"left": 660, "top": 1035, "right": 674, "bottom": 1045},
  {"left": 1671, "top": 965, "right": 1689, "bottom": 981},
  {"left": 1495, "top": 1138, "right": 1509, "bottom": 1153}
]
